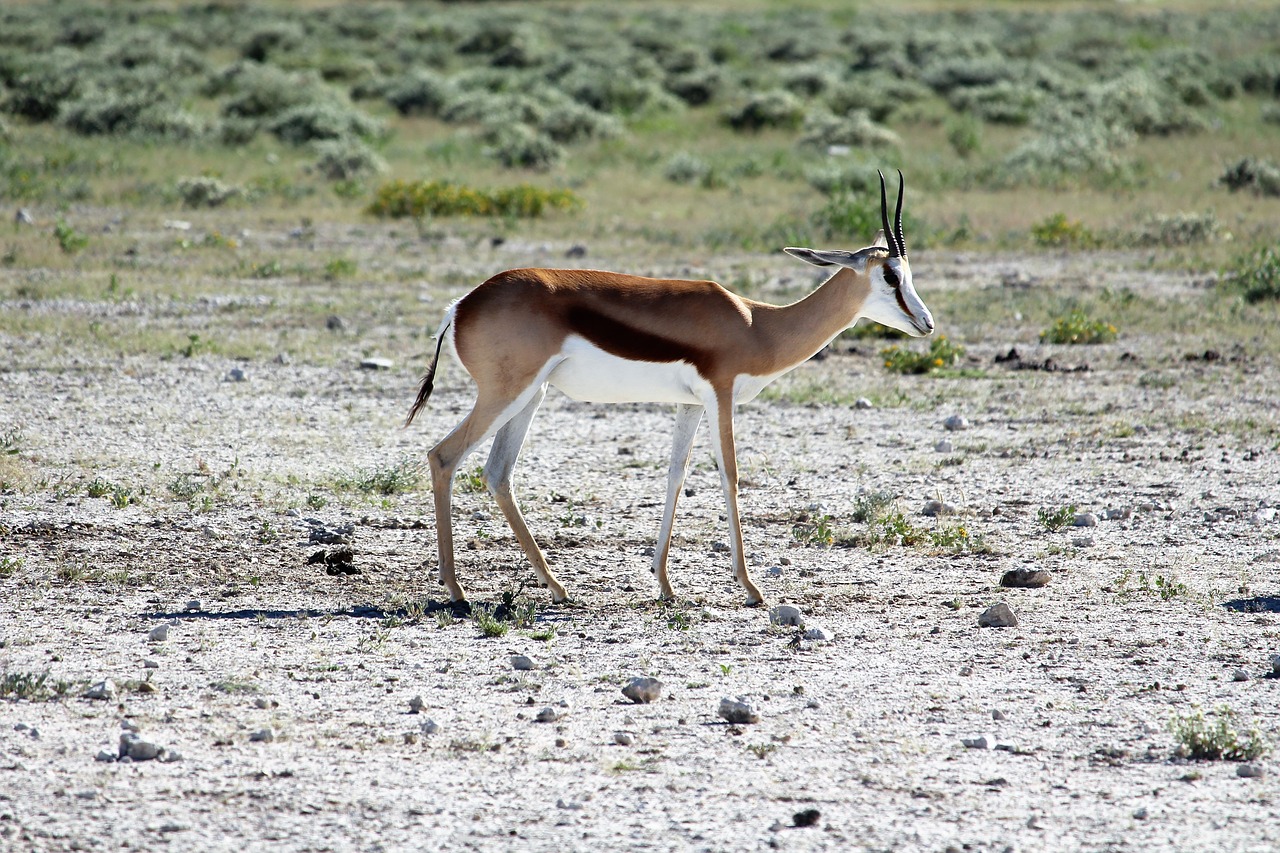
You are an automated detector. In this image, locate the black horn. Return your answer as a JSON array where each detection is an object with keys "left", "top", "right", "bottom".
[
  {"left": 894, "top": 169, "right": 907, "bottom": 257},
  {"left": 878, "top": 170, "right": 901, "bottom": 257}
]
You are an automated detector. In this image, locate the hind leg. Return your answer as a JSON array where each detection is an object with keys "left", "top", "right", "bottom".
[{"left": 481, "top": 385, "right": 568, "bottom": 602}]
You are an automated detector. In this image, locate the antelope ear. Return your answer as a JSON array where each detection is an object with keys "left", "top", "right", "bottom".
[
  {"left": 783, "top": 247, "right": 836, "bottom": 267},
  {"left": 871, "top": 229, "right": 889, "bottom": 249}
]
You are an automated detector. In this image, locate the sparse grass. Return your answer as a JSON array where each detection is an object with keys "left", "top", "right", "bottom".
[
  {"left": 0, "top": 556, "right": 23, "bottom": 578},
  {"left": 1031, "top": 213, "right": 1095, "bottom": 249},
  {"left": 368, "top": 180, "right": 581, "bottom": 220},
  {"left": 0, "top": 670, "right": 82, "bottom": 702},
  {"left": 1226, "top": 246, "right": 1280, "bottom": 304},
  {"left": 1171, "top": 706, "right": 1269, "bottom": 762},
  {"left": 52, "top": 218, "right": 88, "bottom": 254},
  {"left": 792, "top": 513, "right": 835, "bottom": 547},
  {"left": 458, "top": 466, "right": 486, "bottom": 494},
  {"left": 337, "top": 460, "right": 423, "bottom": 496},
  {"left": 473, "top": 605, "right": 509, "bottom": 638},
  {"left": 1, "top": 427, "right": 23, "bottom": 456},
  {"left": 1112, "top": 568, "right": 1195, "bottom": 602}
]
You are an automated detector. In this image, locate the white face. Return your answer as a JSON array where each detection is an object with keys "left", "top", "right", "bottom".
[{"left": 860, "top": 256, "right": 934, "bottom": 337}]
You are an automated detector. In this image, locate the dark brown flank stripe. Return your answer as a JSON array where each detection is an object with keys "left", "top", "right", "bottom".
[{"left": 565, "top": 304, "right": 712, "bottom": 373}]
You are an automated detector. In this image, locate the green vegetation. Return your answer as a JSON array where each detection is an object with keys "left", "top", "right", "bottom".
[
  {"left": 1227, "top": 246, "right": 1280, "bottom": 303},
  {"left": 1040, "top": 312, "right": 1118, "bottom": 345},
  {"left": 881, "top": 336, "right": 964, "bottom": 374},
  {"left": 368, "top": 180, "right": 581, "bottom": 220},
  {"left": 1171, "top": 706, "right": 1269, "bottom": 761},
  {"left": 473, "top": 605, "right": 510, "bottom": 639},
  {"left": 0, "top": 669, "right": 82, "bottom": 702},
  {"left": 1036, "top": 504, "right": 1078, "bottom": 532},
  {"left": 337, "top": 460, "right": 423, "bottom": 496},
  {"left": 1031, "top": 213, "right": 1095, "bottom": 249}
]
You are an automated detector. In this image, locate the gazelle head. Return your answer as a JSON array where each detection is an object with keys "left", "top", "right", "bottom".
[{"left": 783, "top": 170, "right": 934, "bottom": 337}]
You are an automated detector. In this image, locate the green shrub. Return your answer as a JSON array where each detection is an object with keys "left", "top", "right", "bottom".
[
  {"left": 312, "top": 138, "right": 386, "bottom": 181},
  {"left": 723, "top": 89, "right": 805, "bottom": 132},
  {"left": 1040, "top": 311, "right": 1118, "bottom": 344},
  {"left": 881, "top": 336, "right": 964, "bottom": 374},
  {"left": 177, "top": 177, "right": 242, "bottom": 208},
  {"left": 1036, "top": 504, "right": 1077, "bottom": 532},
  {"left": 664, "top": 66, "right": 723, "bottom": 106},
  {"left": 1219, "top": 158, "right": 1280, "bottom": 198},
  {"left": 804, "top": 162, "right": 876, "bottom": 197},
  {"left": 1171, "top": 707, "right": 1269, "bottom": 762},
  {"left": 267, "top": 102, "right": 382, "bottom": 146},
  {"left": 59, "top": 91, "right": 206, "bottom": 140},
  {"left": 1031, "top": 213, "right": 1095, "bottom": 249},
  {"left": 1225, "top": 246, "right": 1280, "bottom": 303},
  {"left": 383, "top": 70, "right": 455, "bottom": 117},
  {"left": 1133, "top": 212, "right": 1219, "bottom": 247},
  {"left": 945, "top": 115, "right": 982, "bottom": 159},
  {"left": 799, "top": 109, "right": 899, "bottom": 149},
  {"left": 948, "top": 81, "right": 1040, "bottom": 125},
  {"left": 663, "top": 152, "right": 711, "bottom": 185},
  {"left": 52, "top": 219, "right": 88, "bottom": 253},
  {"left": 480, "top": 123, "right": 564, "bottom": 171},
  {"left": 367, "top": 180, "right": 581, "bottom": 219},
  {"left": 1002, "top": 110, "right": 1134, "bottom": 187}
]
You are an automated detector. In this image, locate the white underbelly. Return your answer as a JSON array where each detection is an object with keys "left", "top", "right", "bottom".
[{"left": 548, "top": 336, "right": 705, "bottom": 404}]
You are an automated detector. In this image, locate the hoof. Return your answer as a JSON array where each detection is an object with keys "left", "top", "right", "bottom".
[
  {"left": 449, "top": 599, "right": 472, "bottom": 618},
  {"left": 744, "top": 595, "right": 765, "bottom": 608}
]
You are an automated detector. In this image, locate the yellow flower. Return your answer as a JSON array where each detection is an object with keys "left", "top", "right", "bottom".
[{"left": 933, "top": 358, "right": 944, "bottom": 366}]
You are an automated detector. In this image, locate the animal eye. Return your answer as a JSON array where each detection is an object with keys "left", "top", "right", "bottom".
[{"left": 882, "top": 266, "right": 900, "bottom": 287}]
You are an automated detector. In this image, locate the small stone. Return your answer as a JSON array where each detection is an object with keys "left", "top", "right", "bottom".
[
  {"left": 854, "top": 397, "right": 873, "bottom": 410},
  {"left": 510, "top": 655, "right": 536, "bottom": 671},
  {"left": 143, "top": 659, "right": 160, "bottom": 669},
  {"left": 225, "top": 367, "right": 247, "bottom": 383},
  {"left": 793, "top": 808, "right": 821, "bottom": 828},
  {"left": 408, "top": 695, "right": 425, "bottom": 714},
  {"left": 15, "top": 208, "right": 35, "bottom": 226},
  {"left": 184, "top": 599, "right": 202, "bottom": 612},
  {"left": 1271, "top": 655, "right": 1280, "bottom": 675},
  {"left": 84, "top": 679, "right": 117, "bottom": 701},
  {"left": 1133, "top": 807, "right": 1149, "bottom": 820},
  {"left": 934, "top": 439, "right": 954, "bottom": 453},
  {"left": 555, "top": 737, "right": 567, "bottom": 748},
  {"left": 767, "top": 566, "right": 783, "bottom": 578},
  {"left": 566, "top": 244, "right": 587, "bottom": 259},
  {"left": 359, "top": 357, "right": 393, "bottom": 371},
  {"left": 711, "top": 541, "right": 730, "bottom": 553},
  {"left": 1000, "top": 568, "right": 1051, "bottom": 589},
  {"left": 163, "top": 219, "right": 192, "bottom": 231},
  {"left": 718, "top": 696, "right": 760, "bottom": 724},
  {"left": 992, "top": 709, "right": 1006, "bottom": 721},
  {"left": 1072, "top": 512, "right": 1098, "bottom": 528},
  {"left": 1102, "top": 508, "right": 1132, "bottom": 521},
  {"left": 621, "top": 677, "right": 663, "bottom": 705},
  {"left": 135, "top": 681, "right": 157, "bottom": 694},
  {"left": 1237, "top": 763, "right": 1266, "bottom": 779},
  {"left": 769, "top": 604, "right": 804, "bottom": 628},
  {"left": 249, "top": 728, "right": 275, "bottom": 743},
  {"left": 147, "top": 624, "right": 169, "bottom": 642},
  {"left": 253, "top": 697, "right": 271, "bottom": 709},
  {"left": 1251, "top": 508, "right": 1277, "bottom": 526},
  {"left": 943, "top": 415, "right": 970, "bottom": 432},
  {"left": 536, "top": 706, "right": 564, "bottom": 723},
  {"left": 921, "top": 500, "right": 955, "bottom": 518},
  {"left": 95, "top": 749, "right": 116, "bottom": 762},
  {"left": 403, "top": 732, "right": 419, "bottom": 745},
  {"left": 962, "top": 734, "right": 996, "bottom": 750},
  {"left": 803, "top": 627, "right": 830, "bottom": 642},
  {"left": 1072, "top": 536, "right": 1097, "bottom": 548},
  {"left": 420, "top": 718, "right": 440, "bottom": 736},
  {"left": 978, "top": 602, "right": 1018, "bottom": 628},
  {"left": 613, "top": 732, "right": 634, "bottom": 746},
  {"left": 159, "top": 749, "right": 182, "bottom": 763},
  {"left": 1232, "top": 669, "right": 1250, "bottom": 682}
]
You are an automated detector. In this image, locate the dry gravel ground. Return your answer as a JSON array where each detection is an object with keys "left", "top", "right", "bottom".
[{"left": 2, "top": 221, "right": 1279, "bottom": 852}]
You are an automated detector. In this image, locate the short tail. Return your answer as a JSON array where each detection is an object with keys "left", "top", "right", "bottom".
[{"left": 404, "top": 320, "right": 451, "bottom": 427}]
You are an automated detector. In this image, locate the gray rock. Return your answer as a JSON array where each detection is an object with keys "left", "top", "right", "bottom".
[
  {"left": 711, "top": 541, "right": 730, "bottom": 553},
  {"left": 225, "top": 367, "right": 247, "bottom": 383},
  {"left": 935, "top": 439, "right": 954, "bottom": 453},
  {"left": 184, "top": 599, "right": 202, "bottom": 612},
  {"left": 1251, "top": 508, "right": 1277, "bottom": 526},
  {"left": 359, "top": 357, "right": 394, "bottom": 371},
  {"left": 118, "top": 733, "right": 162, "bottom": 761},
  {"left": 921, "top": 500, "right": 955, "bottom": 518},
  {"left": 159, "top": 749, "right": 182, "bottom": 763},
  {"left": 249, "top": 728, "right": 275, "bottom": 743},
  {"left": 253, "top": 697, "right": 271, "bottom": 709},
  {"left": 510, "top": 655, "right": 536, "bottom": 671},
  {"left": 621, "top": 677, "right": 663, "bottom": 705},
  {"left": 718, "top": 696, "right": 760, "bottom": 724},
  {"left": 420, "top": 718, "right": 440, "bottom": 736},
  {"left": 143, "top": 659, "right": 160, "bottom": 669},
  {"left": 992, "top": 709, "right": 1007, "bottom": 721},
  {"left": 1272, "top": 654, "right": 1280, "bottom": 675},
  {"left": 854, "top": 397, "right": 873, "bottom": 410},
  {"left": 803, "top": 627, "right": 831, "bottom": 642},
  {"left": 943, "top": 414, "right": 970, "bottom": 432},
  {"left": 84, "top": 679, "right": 117, "bottom": 701},
  {"left": 769, "top": 604, "right": 804, "bottom": 628},
  {"left": 1238, "top": 763, "right": 1266, "bottom": 779},
  {"left": 95, "top": 749, "right": 116, "bottom": 762},
  {"left": 15, "top": 208, "right": 35, "bottom": 226},
  {"left": 325, "top": 315, "right": 346, "bottom": 331},
  {"left": 1101, "top": 508, "right": 1132, "bottom": 520},
  {"left": 1232, "top": 668, "right": 1250, "bottom": 682},
  {"left": 978, "top": 602, "right": 1018, "bottom": 628},
  {"left": 1000, "top": 568, "right": 1051, "bottom": 589},
  {"left": 613, "top": 732, "right": 634, "bottom": 746},
  {"left": 1072, "top": 535, "right": 1097, "bottom": 548},
  {"left": 767, "top": 566, "right": 784, "bottom": 578},
  {"left": 1072, "top": 512, "right": 1098, "bottom": 527},
  {"left": 408, "top": 695, "right": 425, "bottom": 714},
  {"left": 962, "top": 734, "right": 996, "bottom": 750},
  {"left": 147, "top": 624, "right": 169, "bottom": 642}
]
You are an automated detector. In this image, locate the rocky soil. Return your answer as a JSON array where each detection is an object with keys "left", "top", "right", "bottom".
[{"left": 2, "top": 224, "right": 1279, "bottom": 852}]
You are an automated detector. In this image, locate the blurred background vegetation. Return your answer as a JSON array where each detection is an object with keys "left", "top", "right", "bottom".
[{"left": 1, "top": 0, "right": 1277, "bottom": 264}]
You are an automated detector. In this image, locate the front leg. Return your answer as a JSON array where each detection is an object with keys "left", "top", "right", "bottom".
[
  {"left": 652, "top": 403, "right": 704, "bottom": 600},
  {"left": 705, "top": 389, "right": 764, "bottom": 606}
]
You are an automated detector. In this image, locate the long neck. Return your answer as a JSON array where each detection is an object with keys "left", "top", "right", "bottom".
[{"left": 752, "top": 267, "right": 870, "bottom": 373}]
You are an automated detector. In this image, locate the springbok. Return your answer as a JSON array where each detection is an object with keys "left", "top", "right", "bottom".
[{"left": 406, "top": 171, "right": 933, "bottom": 605}]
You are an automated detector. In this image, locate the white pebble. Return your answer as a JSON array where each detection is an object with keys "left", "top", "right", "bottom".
[
  {"left": 147, "top": 624, "right": 169, "bottom": 642},
  {"left": 962, "top": 734, "right": 996, "bottom": 750},
  {"left": 802, "top": 627, "right": 831, "bottom": 642},
  {"left": 613, "top": 732, "right": 634, "bottom": 746},
  {"left": 935, "top": 439, "right": 954, "bottom": 453},
  {"left": 84, "top": 679, "right": 117, "bottom": 701}
]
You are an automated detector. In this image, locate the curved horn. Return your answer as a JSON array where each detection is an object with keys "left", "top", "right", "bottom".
[
  {"left": 894, "top": 169, "right": 907, "bottom": 258},
  {"left": 878, "top": 170, "right": 901, "bottom": 257}
]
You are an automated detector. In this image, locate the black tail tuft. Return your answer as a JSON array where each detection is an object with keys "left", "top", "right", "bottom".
[{"left": 405, "top": 321, "right": 450, "bottom": 427}]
